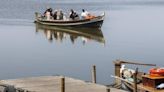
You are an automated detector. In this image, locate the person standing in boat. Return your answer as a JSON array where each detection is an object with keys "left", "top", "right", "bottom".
[{"left": 69, "top": 9, "right": 79, "bottom": 20}]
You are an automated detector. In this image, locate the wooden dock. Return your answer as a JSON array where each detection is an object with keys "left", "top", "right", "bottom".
[{"left": 0, "top": 76, "right": 127, "bottom": 92}]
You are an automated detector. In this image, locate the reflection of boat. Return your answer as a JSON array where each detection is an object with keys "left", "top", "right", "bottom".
[
  {"left": 35, "top": 12, "right": 105, "bottom": 28},
  {"left": 35, "top": 23, "right": 105, "bottom": 45}
]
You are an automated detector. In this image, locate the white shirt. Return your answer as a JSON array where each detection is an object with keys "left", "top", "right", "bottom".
[{"left": 81, "top": 11, "right": 89, "bottom": 18}]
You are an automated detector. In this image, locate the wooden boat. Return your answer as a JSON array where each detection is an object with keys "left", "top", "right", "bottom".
[
  {"left": 112, "top": 60, "right": 164, "bottom": 92},
  {"left": 35, "top": 12, "right": 105, "bottom": 28},
  {"left": 122, "top": 78, "right": 164, "bottom": 92},
  {"left": 35, "top": 23, "right": 105, "bottom": 44},
  {"left": 121, "top": 68, "right": 164, "bottom": 92}
]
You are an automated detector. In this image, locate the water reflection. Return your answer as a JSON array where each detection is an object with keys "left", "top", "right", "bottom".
[{"left": 35, "top": 23, "right": 105, "bottom": 45}]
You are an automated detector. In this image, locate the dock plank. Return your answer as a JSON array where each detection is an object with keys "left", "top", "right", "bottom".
[{"left": 0, "top": 76, "right": 127, "bottom": 92}]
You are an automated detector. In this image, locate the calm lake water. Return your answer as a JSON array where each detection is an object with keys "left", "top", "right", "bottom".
[{"left": 0, "top": 0, "right": 164, "bottom": 84}]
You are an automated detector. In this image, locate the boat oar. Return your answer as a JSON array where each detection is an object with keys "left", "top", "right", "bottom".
[{"left": 111, "top": 75, "right": 134, "bottom": 85}]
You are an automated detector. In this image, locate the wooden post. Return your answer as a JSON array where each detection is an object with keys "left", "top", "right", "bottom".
[
  {"left": 114, "top": 60, "right": 122, "bottom": 85},
  {"left": 35, "top": 12, "right": 38, "bottom": 21},
  {"left": 92, "top": 65, "right": 97, "bottom": 83},
  {"left": 133, "top": 68, "right": 138, "bottom": 92},
  {"left": 61, "top": 77, "right": 65, "bottom": 92},
  {"left": 106, "top": 87, "right": 110, "bottom": 92}
]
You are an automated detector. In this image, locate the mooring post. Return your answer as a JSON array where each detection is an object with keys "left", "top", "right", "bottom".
[
  {"left": 35, "top": 12, "right": 38, "bottom": 21},
  {"left": 133, "top": 68, "right": 138, "bottom": 92},
  {"left": 92, "top": 65, "right": 97, "bottom": 83},
  {"left": 114, "top": 60, "right": 122, "bottom": 85},
  {"left": 114, "top": 60, "right": 122, "bottom": 77},
  {"left": 106, "top": 87, "right": 110, "bottom": 92},
  {"left": 61, "top": 77, "right": 65, "bottom": 92}
]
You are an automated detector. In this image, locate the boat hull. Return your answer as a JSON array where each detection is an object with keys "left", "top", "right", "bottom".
[{"left": 35, "top": 12, "right": 105, "bottom": 28}]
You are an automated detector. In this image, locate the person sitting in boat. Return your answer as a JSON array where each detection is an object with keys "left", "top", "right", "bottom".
[
  {"left": 44, "top": 8, "right": 53, "bottom": 20},
  {"left": 56, "top": 9, "right": 64, "bottom": 20},
  {"left": 81, "top": 9, "right": 95, "bottom": 19},
  {"left": 69, "top": 9, "right": 79, "bottom": 20},
  {"left": 81, "top": 9, "right": 89, "bottom": 19},
  {"left": 54, "top": 9, "right": 66, "bottom": 20},
  {"left": 59, "top": 10, "right": 64, "bottom": 20},
  {"left": 53, "top": 10, "right": 57, "bottom": 20}
]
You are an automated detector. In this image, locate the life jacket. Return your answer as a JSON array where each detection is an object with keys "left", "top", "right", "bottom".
[
  {"left": 85, "top": 15, "right": 96, "bottom": 19},
  {"left": 149, "top": 68, "right": 164, "bottom": 77}
]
